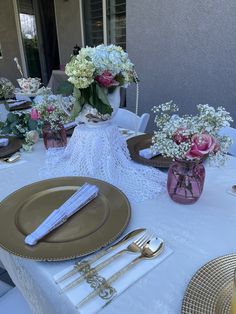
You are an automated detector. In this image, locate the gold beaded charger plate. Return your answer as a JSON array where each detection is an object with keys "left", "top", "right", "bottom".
[
  {"left": 182, "top": 254, "right": 236, "bottom": 314},
  {"left": 0, "top": 135, "right": 22, "bottom": 158},
  {"left": 0, "top": 177, "right": 131, "bottom": 261},
  {"left": 127, "top": 133, "right": 172, "bottom": 168}
]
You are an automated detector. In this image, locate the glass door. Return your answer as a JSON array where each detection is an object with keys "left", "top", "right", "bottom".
[{"left": 17, "top": 0, "right": 42, "bottom": 78}]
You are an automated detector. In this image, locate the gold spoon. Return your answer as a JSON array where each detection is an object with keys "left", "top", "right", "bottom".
[
  {"left": 76, "top": 237, "right": 164, "bottom": 308},
  {"left": 56, "top": 228, "right": 146, "bottom": 284},
  {"left": 1, "top": 152, "right": 21, "bottom": 163}
]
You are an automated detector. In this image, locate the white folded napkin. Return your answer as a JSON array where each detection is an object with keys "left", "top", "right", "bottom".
[
  {"left": 15, "top": 94, "right": 31, "bottom": 102},
  {"left": 64, "top": 121, "right": 77, "bottom": 130},
  {"left": 25, "top": 183, "right": 99, "bottom": 246},
  {"left": 54, "top": 233, "right": 173, "bottom": 314},
  {"left": 8, "top": 100, "right": 27, "bottom": 108},
  {"left": 6, "top": 99, "right": 17, "bottom": 103},
  {"left": 0, "top": 138, "right": 9, "bottom": 147},
  {"left": 139, "top": 148, "right": 161, "bottom": 159}
]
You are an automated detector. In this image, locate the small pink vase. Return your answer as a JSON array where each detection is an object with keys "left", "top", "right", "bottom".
[
  {"left": 42, "top": 123, "right": 67, "bottom": 150},
  {"left": 167, "top": 159, "right": 205, "bottom": 204}
]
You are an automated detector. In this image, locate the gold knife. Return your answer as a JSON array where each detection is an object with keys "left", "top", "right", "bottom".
[{"left": 56, "top": 228, "right": 145, "bottom": 283}]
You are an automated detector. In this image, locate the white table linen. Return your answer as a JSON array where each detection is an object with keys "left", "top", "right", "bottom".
[
  {"left": 0, "top": 140, "right": 236, "bottom": 314},
  {"left": 40, "top": 124, "right": 166, "bottom": 203}
]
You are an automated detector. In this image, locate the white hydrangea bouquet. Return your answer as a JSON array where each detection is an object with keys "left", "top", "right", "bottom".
[
  {"left": 65, "top": 44, "right": 137, "bottom": 122},
  {"left": 152, "top": 101, "right": 233, "bottom": 165}
]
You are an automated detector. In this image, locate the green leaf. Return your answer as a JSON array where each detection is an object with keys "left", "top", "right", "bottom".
[
  {"left": 114, "top": 74, "right": 125, "bottom": 86},
  {"left": 28, "top": 119, "right": 38, "bottom": 130},
  {"left": 57, "top": 81, "right": 74, "bottom": 96},
  {"left": 73, "top": 87, "right": 81, "bottom": 99},
  {"left": 94, "top": 84, "right": 113, "bottom": 115},
  {"left": 71, "top": 98, "right": 82, "bottom": 119},
  {"left": 7, "top": 112, "right": 17, "bottom": 123},
  {"left": 1, "top": 126, "right": 10, "bottom": 134},
  {"left": 96, "top": 84, "right": 109, "bottom": 105}
]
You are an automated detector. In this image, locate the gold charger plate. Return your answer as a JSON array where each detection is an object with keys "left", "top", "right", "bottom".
[
  {"left": 127, "top": 134, "right": 172, "bottom": 168},
  {"left": 0, "top": 177, "right": 131, "bottom": 261},
  {"left": 182, "top": 254, "right": 236, "bottom": 314},
  {"left": 0, "top": 135, "right": 22, "bottom": 158}
]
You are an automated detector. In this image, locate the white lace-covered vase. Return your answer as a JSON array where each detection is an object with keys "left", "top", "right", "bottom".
[{"left": 76, "top": 86, "right": 121, "bottom": 126}]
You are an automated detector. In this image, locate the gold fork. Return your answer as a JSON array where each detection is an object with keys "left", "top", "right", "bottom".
[
  {"left": 77, "top": 237, "right": 164, "bottom": 309},
  {"left": 56, "top": 228, "right": 145, "bottom": 283},
  {"left": 60, "top": 230, "right": 153, "bottom": 293}
]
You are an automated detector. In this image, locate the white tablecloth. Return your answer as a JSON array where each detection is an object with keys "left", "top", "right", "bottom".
[{"left": 0, "top": 140, "right": 236, "bottom": 314}]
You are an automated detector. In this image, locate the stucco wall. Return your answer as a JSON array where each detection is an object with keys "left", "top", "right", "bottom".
[
  {"left": 0, "top": 0, "right": 22, "bottom": 85},
  {"left": 54, "top": 0, "right": 82, "bottom": 66},
  {"left": 126, "top": 0, "right": 236, "bottom": 130}
]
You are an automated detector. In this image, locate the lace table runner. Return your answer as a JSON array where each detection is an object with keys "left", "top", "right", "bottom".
[{"left": 40, "top": 124, "right": 166, "bottom": 203}]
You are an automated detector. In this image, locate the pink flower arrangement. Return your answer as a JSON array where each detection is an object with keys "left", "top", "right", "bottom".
[
  {"left": 30, "top": 96, "right": 69, "bottom": 131},
  {"left": 95, "top": 71, "right": 119, "bottom": 88},
  {"left": 152, "top": 101, "right": 233, "bottom": 165}
]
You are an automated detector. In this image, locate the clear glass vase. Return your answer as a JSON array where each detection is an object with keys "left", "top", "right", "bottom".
[
  {"left": 42, "top": 123, "right": 67, "bottom": 150},
  {"left": 167, "top": 159, "right": 205, "bottom": 204}
]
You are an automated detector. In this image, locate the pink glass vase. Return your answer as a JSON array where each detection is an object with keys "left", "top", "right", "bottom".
[
  {"left": 42, "top": 123, "right": 67, "bottom": 150},
  {"left": 167, "top": 159, "right": 205, "bottom": 204}
]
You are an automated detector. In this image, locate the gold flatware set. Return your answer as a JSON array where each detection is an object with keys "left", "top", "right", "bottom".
[{"left": 56, "top": 228, "right": 165, "bottom": 308}]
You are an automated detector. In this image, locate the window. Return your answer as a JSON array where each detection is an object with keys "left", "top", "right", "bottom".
[{"left": 82, "top": 0, "right": 126, "bottom": 49}]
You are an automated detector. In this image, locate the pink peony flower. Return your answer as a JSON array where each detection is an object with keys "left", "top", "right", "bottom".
[
  {"left": 31, "top": 108, "right": 41, "bottom": 120},
  {"left": 95, "top": 71, "right": 119, "bottom": 88},
  {"left": 173, "top": 128, "right": 189, "bottom": 144},
  {"left": 186, "top": 134, "right": 218, "bottom": 160}
]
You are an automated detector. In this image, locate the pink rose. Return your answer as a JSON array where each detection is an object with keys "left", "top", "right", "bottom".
[
  {"left": 95, "top": 71, "right": 119, "bottom": 88},
  {"left": 31, "top": 108, "right": 41, "bottom": 120},
  {"left": 173, "top": 128, "right": 189, "bottom": 144},
  {"left": 186, "top": 134, "right": 218, "bottom": 160}
]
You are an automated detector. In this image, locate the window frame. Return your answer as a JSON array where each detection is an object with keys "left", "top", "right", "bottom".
[{"left": 79, "top": 0, "right": 125, "bottom": 48}]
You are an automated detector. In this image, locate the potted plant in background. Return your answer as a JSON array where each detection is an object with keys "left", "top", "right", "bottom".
[
  {"left": 64, "top": 44, "right": 137, "bottom": 124},
  {"left": 152, "top": 101, "right": 233, "bottom": 204}
]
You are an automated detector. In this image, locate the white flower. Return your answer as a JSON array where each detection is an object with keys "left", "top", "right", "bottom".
[{"left": 152, "top": 101, "right": 233, "bottom": 165}]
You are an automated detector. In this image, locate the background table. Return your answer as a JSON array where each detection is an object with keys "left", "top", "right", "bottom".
[
  {"left": 47, "top": 70, "right": 68, "bottom": 94},
  {"left": 0, "top": 140, "right": 236, "bottom": 314}
]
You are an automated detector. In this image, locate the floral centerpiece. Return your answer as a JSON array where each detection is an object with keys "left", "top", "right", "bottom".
[
  {"left": 0, "top": 111, "right": 39, "bottom": 151},
  {"left": 152, "top": 101, "right": 233, "bottom": 204},
  {"left": 31, "top": 95, "right": 71, "bottom": 149},
  {"left": 0, "top": 78, "right": 15, "bottom": 100},
  {"left": 65, "top": 44, "right": 137, "bottom": 123},
  {"left": 13, "top": 57, "right": 41, "bottom": 94}
]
